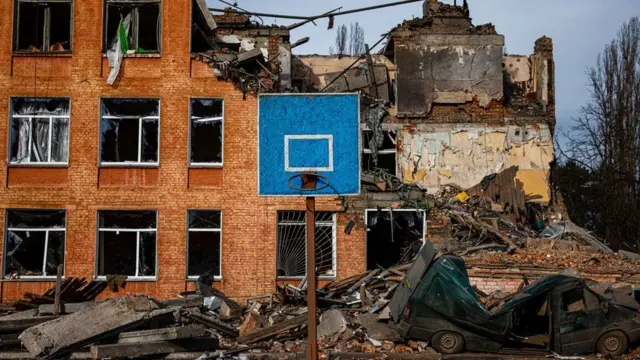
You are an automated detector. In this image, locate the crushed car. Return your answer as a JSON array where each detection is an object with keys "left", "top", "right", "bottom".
[{"left": 389, "top": 242, "right": 640, "bottom": 356}]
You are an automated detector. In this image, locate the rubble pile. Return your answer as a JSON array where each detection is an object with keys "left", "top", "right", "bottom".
[{"left": 0, "top": 167, "right": 638, "bottom": 358}]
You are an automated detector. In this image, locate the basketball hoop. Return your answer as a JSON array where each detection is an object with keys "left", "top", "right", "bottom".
[{"left": 287, "top": 172, "right": 330, "bottom": 192}]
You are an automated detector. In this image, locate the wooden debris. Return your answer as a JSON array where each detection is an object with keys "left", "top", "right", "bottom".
[
  {"left": 0, "top": 316, "right": 58, "bottom": 333},
  {"left": 237, "top": 314, "right": 306, "bottom": 344},
  {"left": 185, "top": 311, "right": 239, "bottom": 338}
]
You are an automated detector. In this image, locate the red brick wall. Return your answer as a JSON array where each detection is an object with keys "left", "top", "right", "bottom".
[{"left": 0, "top": 0, "right": 365, "bottom": 303}]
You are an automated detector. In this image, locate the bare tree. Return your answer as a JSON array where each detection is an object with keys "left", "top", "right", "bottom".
[
  {"left": 334, "top": 25, "right": 348, "bottom": 56},
  {"left": 349, "top": 22, "right": 365, "bottom": 56},
  {"left": 560, "top": 17, "right": 640, "bottom": 251}
]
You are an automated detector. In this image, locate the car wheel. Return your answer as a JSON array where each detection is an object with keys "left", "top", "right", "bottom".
[
  {"left": 432, "top": 331, "right": 465, "bottom": 354},
  {"left": 596, "top": 330, "right": 628, "bottom": 356}
]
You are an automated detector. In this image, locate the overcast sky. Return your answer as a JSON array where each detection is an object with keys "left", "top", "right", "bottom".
[{"left": 207, "top": 0, "right": 640, "bottom": 137}]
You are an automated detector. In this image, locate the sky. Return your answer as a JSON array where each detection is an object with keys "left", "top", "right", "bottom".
[{"left": 206, "top": 0, "right": 640, "bottom": 137}]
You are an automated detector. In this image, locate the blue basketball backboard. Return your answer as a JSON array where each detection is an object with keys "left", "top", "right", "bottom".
[{"left": 258, "top": 94, "right": 360, "bottom": 196}]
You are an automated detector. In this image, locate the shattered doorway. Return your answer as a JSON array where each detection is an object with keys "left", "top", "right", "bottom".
[{"left": 365, "top": 209, "right": 425, "bottom": 271}]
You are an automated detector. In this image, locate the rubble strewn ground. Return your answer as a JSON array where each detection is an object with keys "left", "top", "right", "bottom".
[{"left": 0, "top": 168, "right": 638, "bottom": 359}]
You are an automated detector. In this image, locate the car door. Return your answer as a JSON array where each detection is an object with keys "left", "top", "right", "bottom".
[{"left": 553, "top": 285, "right": 607, "bottom": 355}]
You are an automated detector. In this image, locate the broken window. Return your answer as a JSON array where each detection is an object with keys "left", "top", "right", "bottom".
[
  {"left": 562, "top": 287, "right": 600, "bottom": 313},
  {"left": 13, "top": 0, "right": 73, "bottom": 52},
  {"left": 10, "top": 98, "right": 70, "bottom": 164},
  {"left": 276, "top": 211, "right": 336, "bottom": 278},
  {"left": 103, "top": 0, "right": 161, "bottom": 54},
  {"left": 4, "top": 210, "right": 66, "bottom": 278},
  {"left": 366, "top": 210, "right": 425, "bottom": 271},
  {"left": 97, "top": 210, "right": 156, "bottom": 278},
  {"left": 190, "top": 99, "right": 223, "bottom": 166},
  {"left": 363, "top": 130, "right": 397, "bottom": 175},
  {"left": 100, "top": 99, "right": 159, "bottom": 165},
  {"left": 187, "top": 210, "right": 222, "bottom": 279}
]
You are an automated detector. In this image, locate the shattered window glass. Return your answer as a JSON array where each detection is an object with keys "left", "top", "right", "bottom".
[
  {"left": 104, "top": 1, "right": 161, "bottom": 54},
  {"left": 4, "top": 210, "right": 66, "bottom": 278},
  {"left": 100, "top": 99, "right": 159, "bottom": 165},
  {"left": 363, "top": 130, "right": 397, "bottom": 175},
  {"left": 97, "top": 210, "right": 157, "bottom": 277},
  {"left": 187, "top": 211, "right": 222, "bottom": 278},
  {"left": 276, "top": 211, "right": 336, "bottom": 278},
  {"left": 190, "top": 99, "right": 223, "bottom": 165},
  {"left": 14, "top": 1, "right": 73, "bottom": 52},
  {"left": 10, "top": 98, "right": 70, "bottom": 164},
  {"left": 562, "top": 287, "right": 586, "bottom": 312}
]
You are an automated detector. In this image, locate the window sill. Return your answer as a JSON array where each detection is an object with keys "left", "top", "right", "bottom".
[
  {"left": 189, "top": 164, "right": 223, "bottom": 169},
  {"left": 8, "top": 163, "right": 69, "bottom": 168},
  {"left": 12, "top": 52, "right": 73, "bottom": 58},
  {"left": 100, "top": 163, "right": 159, "bottom": 168},
  {"left": 102, "top": 53, "right": 161, "bottom": 58},
  {"left": 187, "top": 276, "right": 222, "bottom": 282},
  {"left": 94, "top": 276, "right": 157, "bottom": 282},
  {"left": 2, "top": 276, "right": 59, "bottom": 282},
  {"left": 277, "top": 276, "right": 336, "bottom": 281}
]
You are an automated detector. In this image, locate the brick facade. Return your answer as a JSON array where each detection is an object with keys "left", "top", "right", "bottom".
[{"left": 0, "top": 0, "right": 366, "bottom": 303}]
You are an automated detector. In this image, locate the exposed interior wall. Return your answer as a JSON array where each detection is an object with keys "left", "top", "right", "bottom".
[
  {"left": 396, "top": 124, "right": 553, "bottom": 201},
  {"left": 395, "top": 35, "right": 505, "bottom": 116}
]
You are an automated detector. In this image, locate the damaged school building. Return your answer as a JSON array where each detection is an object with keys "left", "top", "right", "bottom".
[{"left": 0, "top": 0, "right": 638, "bottom": 308}]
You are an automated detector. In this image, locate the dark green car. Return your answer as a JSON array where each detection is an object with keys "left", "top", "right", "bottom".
[{"left": 389, "top": 242, "right": 640, "bottom": 356}]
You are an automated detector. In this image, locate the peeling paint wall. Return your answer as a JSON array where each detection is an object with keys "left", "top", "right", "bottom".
[{"left": 396, "top": 124, "right": 553, "bottom": 202}]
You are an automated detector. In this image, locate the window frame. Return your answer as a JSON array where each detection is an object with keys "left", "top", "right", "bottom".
[
  {"left": 99, "top": 98, "right": 160, "bottom": 167},
  {"left": 362, "top": 129, "right": 397, "bottom": 176},
  {"left": 3, "top": 209, "right": 67, "bottom": 280},
  {"left": 364, "top": 209, "right": 427, "bottom": 272},
  {"left": 276, "top": 211, "right": 337, "bottom": 280},
  {"left": 13, "top": 0, "right": 74, "bottom": 54},
  {"left": 186, "top": 209, "right": 222, "bottom": 281},
  {"left": 8, "top": 97, "right": 71, "bottom": 167},
  {"left": 188, "top": 98, "right": 224, "bottom": 168},
  {"left": 95, "top": 210, "right": 158, "bottom": 281},
  {"left": 102, "top": 0, "right": 162, "bottom": 55}
]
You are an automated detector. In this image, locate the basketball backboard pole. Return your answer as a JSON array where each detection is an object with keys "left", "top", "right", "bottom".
[
  {"left": 302, "top": 173, "right": 318, "bottom": 360},
  {"left": 258, "top": 93, "right": 361, "bottom": 360}
]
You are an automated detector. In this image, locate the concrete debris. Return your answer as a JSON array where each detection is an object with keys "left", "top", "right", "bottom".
[
  {"left": 317, "top": 310, "right": 348, "bottom": 340},
  {"left": 19, "top": 296, "right": 163, "bottom": 359}
]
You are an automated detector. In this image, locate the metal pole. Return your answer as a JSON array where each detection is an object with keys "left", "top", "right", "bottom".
[{"left": 305, "top": 196, "right": 317, "bottom": 360}]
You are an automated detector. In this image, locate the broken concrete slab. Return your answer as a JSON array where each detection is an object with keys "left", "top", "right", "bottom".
[
  {"left": 237, "top": 48, "right": 265, "bottom": 64},
  {"left": 38, "top": 302, "right": 100, "bottom": 315},
  {"left": 193, "top": 0, "right": 217, "bottom": 31},
  {"left": 356, "top": 313, "right": 402, "bottom": 342},
  {"left": 91, "top": 338, "right": 219, "bottom": 359},
  {"left": 318, "top": 310, "right": 348, "bottom": 340},
  {"left": 0, "top": 309, "right": 38, "bottom": 320},
  {"left": 19, "top": 296, "right": 165, "bottom": 360},
  {"left": 117, "top": 325, "right": 207, "bottom": 344}
]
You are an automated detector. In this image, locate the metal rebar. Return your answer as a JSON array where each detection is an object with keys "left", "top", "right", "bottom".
[{"left": 209, "top": 0, "right": 423, "bottom": 21}]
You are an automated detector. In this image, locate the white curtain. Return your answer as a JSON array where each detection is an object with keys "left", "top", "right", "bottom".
[{"left": 11, "top": 99, "right": 70, "bottom": 163}]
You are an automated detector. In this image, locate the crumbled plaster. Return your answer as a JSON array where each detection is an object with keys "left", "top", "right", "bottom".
[{"left": 397, "top": 124, "right": 553, "bottom": 200}]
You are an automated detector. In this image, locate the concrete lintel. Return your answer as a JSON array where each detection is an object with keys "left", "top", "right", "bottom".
[
  {"left": 194, "top": 0, "right": 217, "bottom": 31},
  {"left": 414, "top": 35, "right": 505, "bottom": 47}
]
